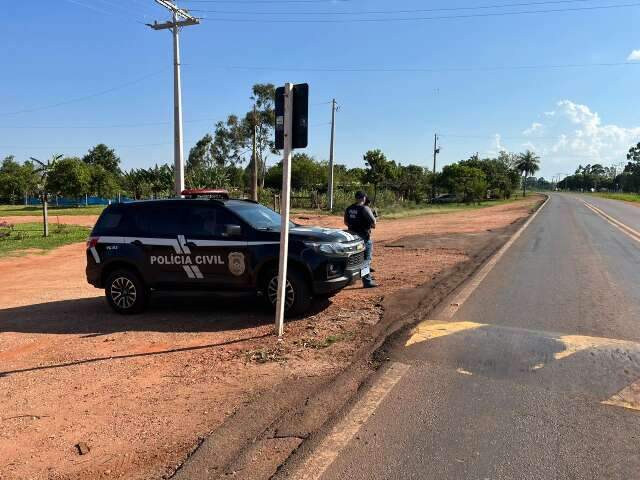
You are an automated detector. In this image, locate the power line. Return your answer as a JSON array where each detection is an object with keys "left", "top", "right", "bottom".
[
  {"left": 197, "top": 2, "right": 640, "bottom": 22},
  {"left": 1, "top": 68, "right": 168, "bottom": 116},
  {"left": 181, "top": 0, "right": 351, "bottom": 3},
  {"left": 190, "top": 0, "right": 601, "bottom": 15},
  {"left": 212, "top": 61, "right": 640, "bottom": 73},
  {"left": 60, "top": 0, "right": 147, "bottom": 24},
  {"left": 0, "top": 141, "right": 172, "bottom": 150},
  {"left": 0, "top": 118, "right": 218, "bottom": 129}
]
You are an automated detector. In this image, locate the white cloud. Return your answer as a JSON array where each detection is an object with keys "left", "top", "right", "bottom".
[
  {"left": 627, "top": 49, "right": 640, "bottom": 61},
  {"left": 499, "top": 100, "right": 640, "bottom": 176},
  {"left": 523, "top": 122, "right": 543, "bottom": 135}
]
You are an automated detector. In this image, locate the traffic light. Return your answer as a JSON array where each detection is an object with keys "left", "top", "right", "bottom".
[{"left": 275, "top": 83, "right": 309, "bottom": 150}]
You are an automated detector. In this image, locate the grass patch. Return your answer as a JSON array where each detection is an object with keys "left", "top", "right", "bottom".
[
  {"left": 0, "top": 222, "right": 90, "bottom": 257},
  {"left": 378, "top": 196, "right": 531, "bottom": 220},
  {"left": 0, "top": 204, "right": 106, "bottom": 217},
  {"left": 292, "top": 195, "right": 534, "bottom": 220},
  {"left": 299, "top": 333, "right": 354, "bottom": 349},
  {"left": 588, "top": 192, "right": 640, "bottom": 204}
]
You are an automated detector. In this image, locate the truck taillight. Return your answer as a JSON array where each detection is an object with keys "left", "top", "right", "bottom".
[{"left": 86, "top": 236, "right": 99, "bottom": 249}]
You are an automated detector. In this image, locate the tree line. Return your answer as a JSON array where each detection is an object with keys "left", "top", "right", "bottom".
[
  {"left": 0, "top": 82, "right": 543, "bottom": 209},
  {"left": 558, "top": 143, "right": 640, "bottom": 192}
]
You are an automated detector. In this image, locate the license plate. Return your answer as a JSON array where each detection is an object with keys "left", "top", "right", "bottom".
[{"left": 360, "top": 266, "right": 370, "bottom": 277}]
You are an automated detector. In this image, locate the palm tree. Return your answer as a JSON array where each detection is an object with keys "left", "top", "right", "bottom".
[
  {"left": 30, "top": 154, "right": 62, "bottom": 237},
  {"left": 515, "top": 150, "right": 541, "bottom": 197}
]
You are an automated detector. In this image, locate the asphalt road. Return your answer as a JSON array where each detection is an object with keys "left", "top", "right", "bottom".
[{"left": 279, "top": 193, "right": 640, "bottom": 480}]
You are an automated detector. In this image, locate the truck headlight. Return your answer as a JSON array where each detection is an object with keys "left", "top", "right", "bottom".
[{"left": 304, "top": 241, "right": 349, "bottom": 256}]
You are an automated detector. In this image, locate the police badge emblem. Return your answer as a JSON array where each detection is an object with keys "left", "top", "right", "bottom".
[{"left": 228, "top": 252, "right": 246, "bottom": 276}]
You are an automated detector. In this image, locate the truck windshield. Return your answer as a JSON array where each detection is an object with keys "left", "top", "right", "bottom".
[{"left": 226, "top": 203, "right": 295, "bottom": 231}]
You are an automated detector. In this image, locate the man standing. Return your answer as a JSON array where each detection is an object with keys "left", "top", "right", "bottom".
[{"left": 344, "top": 191, "right": 378, "bottom": 288}]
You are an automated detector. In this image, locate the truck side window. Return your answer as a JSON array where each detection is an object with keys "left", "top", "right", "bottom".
[
  {"left": 184, "top": 207, "right": 238, "bottom": 238},
  {"left": 132, "top": 205, "right": 182, "bottom": 237},
  {"left": 93, "top": 207, "right": 128, "bottom": 236}
]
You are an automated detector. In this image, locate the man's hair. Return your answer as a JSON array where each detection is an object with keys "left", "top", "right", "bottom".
[{"left": 355, "top": 191, "right": 367, "bottom": 200}]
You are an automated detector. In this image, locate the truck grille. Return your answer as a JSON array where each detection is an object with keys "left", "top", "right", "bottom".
[{"left": 347, "top": 252, "right": 365, "bottom": 269}]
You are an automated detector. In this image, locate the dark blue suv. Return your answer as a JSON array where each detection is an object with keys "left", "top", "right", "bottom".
[{"left": 86, "top": 198, "right": 367, "bottom": 315}]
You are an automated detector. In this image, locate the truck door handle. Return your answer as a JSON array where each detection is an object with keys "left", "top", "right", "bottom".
[
  {"left": 185, "top": 241, "right": 197, "bottom": 248},
  {"left": 131, "top": 240, "right": 150, "bottom": 249}
]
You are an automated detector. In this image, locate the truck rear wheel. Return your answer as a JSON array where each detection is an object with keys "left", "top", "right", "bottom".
[
  {"left": 105, "top": 269, "right": 148, "bottom": 314},
  {"left": 263, "top": 267, "right": 312, "bottom": 317}
]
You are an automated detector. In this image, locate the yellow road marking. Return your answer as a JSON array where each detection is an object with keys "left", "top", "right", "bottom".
[
  {"left": 602, "top": 379, "right": 640, "bottom": 411},
  {"left": 405, "top": 320, "right": 486, "bottom": 346},
  {"left": 406, "top": 321, "right": 637, "bottom": 362},
  {"left": 293, "top": 362, "right": 410, "bottom": 480},
  {"left": 583, "top": 201, "right": 640, "bottom": 243}
]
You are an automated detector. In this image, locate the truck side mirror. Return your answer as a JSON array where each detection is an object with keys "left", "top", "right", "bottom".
[{"left": 224, "top": 224, "right": 242, "bottom": 238}]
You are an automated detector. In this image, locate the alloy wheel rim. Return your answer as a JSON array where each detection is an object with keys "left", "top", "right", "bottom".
[
  {"left": 110, "top": 277, "right": 137, "bottom": 309},
  {"left": 267, "top": 276, "right": 295, "bottom": 310}
]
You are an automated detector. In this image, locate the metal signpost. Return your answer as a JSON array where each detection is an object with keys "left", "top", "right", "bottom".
[{"left": 274, "top": 83, "right": 309, "bottom": 338}]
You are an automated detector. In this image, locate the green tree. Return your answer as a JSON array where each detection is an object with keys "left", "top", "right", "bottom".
[
  {"left": 439, "top": 164, "right": 487, "bottom": 203},
  {"left": 186, "top": 164, "right": 230, "bottom": 189},
  {"left": 83, "top": 144, "right": 121, "bottom": 173},
  {"left": 88, "top": 164, "right": 120, "bottom": 198},
  {"left": 31, "top": 154, "right": 63, "bottom": 237},
  {"left": 0, "top": 156, "right": 39, "bottom": 204},
  {"left": 47, "top": 157, "right": 91, "bottom": 201},
  {"left": 363, "top": 149, "right": 393, "bottom": 203},
  {"left": 122, "top": 169, "right": 149, "bottom": 200},
  {"left": 264, "top": 153, "right": 327, "bottom": 190},
  {"left": 187, "top": 133, "right": 215, "bottom": 172},
  {"left": 392, "top": 164, "right": 431, "bottom": 202},
  {"left": 515, "top": 150, "right": 541, "bottom": 196}
]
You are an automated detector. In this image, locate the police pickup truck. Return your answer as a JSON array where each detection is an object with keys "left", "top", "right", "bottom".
[{"left": 86, "top": 190, "right": 368, "bottom": 315}]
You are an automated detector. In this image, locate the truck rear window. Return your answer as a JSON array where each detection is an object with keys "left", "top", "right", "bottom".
[{"left": 93, "top": 209, "right": 125, "bottom": 235}]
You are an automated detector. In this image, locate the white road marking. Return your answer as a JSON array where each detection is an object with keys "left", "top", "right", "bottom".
[
  {"left": 440, "top": 194, "right": 550, "bottom": 319},
  {"left": 583, "top": 201, "right": 640, "bottom": 244},
  {"left": 293, "top": 362, "right": 411, "bottom": 480}
]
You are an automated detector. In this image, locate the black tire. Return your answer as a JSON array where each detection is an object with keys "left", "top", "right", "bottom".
[
  {"left": 263, "top": 267, "right": 313, "bottom": 317},
  {"left": 105, "top": 269, "right": 148, "bottom": 315}
]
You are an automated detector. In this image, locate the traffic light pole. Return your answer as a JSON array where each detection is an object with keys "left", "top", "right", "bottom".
[
  {"left": 275, "top": 83, "right": 294, "bottom": 338},
  {"left": 252, "top": 103, "right": 259, "bottom": 202}
]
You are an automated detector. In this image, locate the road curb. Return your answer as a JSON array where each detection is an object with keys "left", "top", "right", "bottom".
[{"left": 170, "top": 195, "right": 548, "bottom": 480}]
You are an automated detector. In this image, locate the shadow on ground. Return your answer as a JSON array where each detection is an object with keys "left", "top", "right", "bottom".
[{"left": 0, "top": 292, "right": 331, "bottom": 336}]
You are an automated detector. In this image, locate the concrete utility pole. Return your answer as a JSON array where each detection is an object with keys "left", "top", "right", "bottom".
[
  {"left": 147, "top": 1, "right": 199, "bottom": 197},
  {"left": 432, "top": 133, "right": 440, "bottom": 201},
  {"left": 328, "top": 99, "right": 337, "bottom": 211},
  {"left": 251, "top": 103, "right": 259, "bottom": 201}
]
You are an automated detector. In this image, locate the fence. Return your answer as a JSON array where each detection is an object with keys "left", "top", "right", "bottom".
[{"left": 20, "top": 195, "right": 133, "bottom": 207}]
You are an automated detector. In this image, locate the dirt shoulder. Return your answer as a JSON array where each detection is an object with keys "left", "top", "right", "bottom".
[{"left": 0, "top": 196, "right": 542, "bottom": 480}]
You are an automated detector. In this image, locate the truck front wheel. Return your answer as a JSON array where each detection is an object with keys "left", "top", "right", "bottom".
[
  {"left": 105, "top": 269, "right": 148, "bottom": 314},
  {"left": 263, "top": 267, "right": 312, "bottom": 317}
]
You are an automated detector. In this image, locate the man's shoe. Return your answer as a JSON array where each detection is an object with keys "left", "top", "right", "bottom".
[{"left": 363, "top": 280, "right": 379, "bottom": 288}]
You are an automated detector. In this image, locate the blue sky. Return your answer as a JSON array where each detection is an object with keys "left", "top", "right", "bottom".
[{"left": 3, "top": 0, "right": 640, "bottom": 180}]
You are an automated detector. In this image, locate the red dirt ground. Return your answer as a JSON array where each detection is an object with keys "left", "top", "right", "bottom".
[{"left": 0, "top": 197, "right": 540, "bottom": 480}]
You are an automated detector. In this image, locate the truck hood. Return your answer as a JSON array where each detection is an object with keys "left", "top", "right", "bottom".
[{"left": 289, "top": 225, "right": 362, "bottom": 243}]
